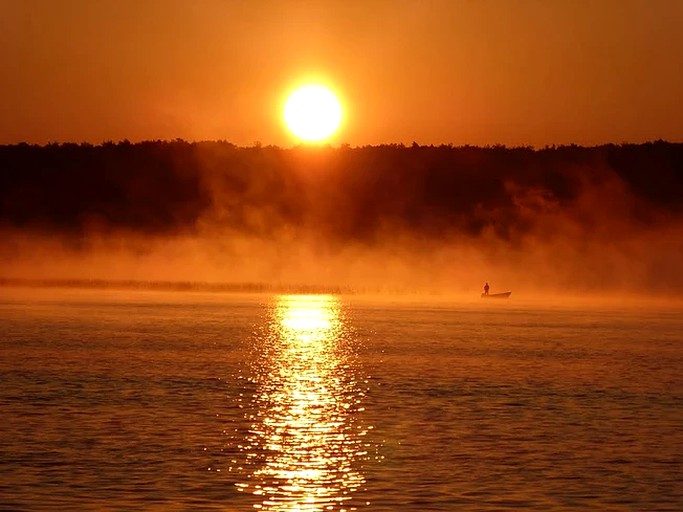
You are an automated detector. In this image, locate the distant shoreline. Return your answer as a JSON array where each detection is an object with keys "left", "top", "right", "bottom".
[{"left": 0, "top": 277, "right": 353, "bottom": 295}]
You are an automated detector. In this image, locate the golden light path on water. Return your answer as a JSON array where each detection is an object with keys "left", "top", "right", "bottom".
[{"left": 236, "top": 295, "right": 373, "bottom": 511}]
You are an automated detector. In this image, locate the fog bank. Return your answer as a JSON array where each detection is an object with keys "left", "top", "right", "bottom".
[{"left": 2, "top": 141, "right": 682, "bottom": 295}]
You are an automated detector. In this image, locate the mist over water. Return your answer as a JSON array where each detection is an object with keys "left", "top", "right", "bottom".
[{"left": 1, "top": 141, "right": 683, "bottom": 296}]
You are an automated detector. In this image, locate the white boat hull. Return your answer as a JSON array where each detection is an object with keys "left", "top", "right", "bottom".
[{"left": 481, "top": 291, "right": 511, "bottom": 299}]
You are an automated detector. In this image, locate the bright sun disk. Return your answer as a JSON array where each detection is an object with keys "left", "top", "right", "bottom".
[{"left": 284, "top": 85, "right": 342, "bottom": 142}]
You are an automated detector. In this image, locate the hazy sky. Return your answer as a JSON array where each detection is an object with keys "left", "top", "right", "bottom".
[{"left": 2, "top": 0, "right": 682, "bottom": 147}]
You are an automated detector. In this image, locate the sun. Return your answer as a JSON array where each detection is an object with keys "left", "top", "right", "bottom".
[{"left": 283, "top": 85, "right": 342, "bottom": 142}]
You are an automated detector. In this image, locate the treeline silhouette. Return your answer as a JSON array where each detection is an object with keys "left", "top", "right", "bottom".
[{"left": 1, "top": 140, "right": 682, "bottom": 243}]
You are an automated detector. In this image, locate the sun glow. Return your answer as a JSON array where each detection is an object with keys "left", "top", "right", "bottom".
[{"left": 284, "top": 85, "right": 342, "bottom": 142}]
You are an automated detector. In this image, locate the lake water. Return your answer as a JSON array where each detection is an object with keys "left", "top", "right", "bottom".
[{"left": 1, "top": 289, "right": 682, "bottom": 511}]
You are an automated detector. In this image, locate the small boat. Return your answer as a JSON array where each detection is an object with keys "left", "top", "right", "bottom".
[{"left": 481, "top": 291, "right": 511, "bottom": 299}]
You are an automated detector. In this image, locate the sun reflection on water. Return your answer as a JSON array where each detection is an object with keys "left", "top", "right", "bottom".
[{"left": 236, "top": 295, "right": 371, "bottom": 511}]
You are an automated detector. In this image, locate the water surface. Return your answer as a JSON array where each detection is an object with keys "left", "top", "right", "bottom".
[{"left": 1, "top": 289, "right": 681, "bottom": 510}]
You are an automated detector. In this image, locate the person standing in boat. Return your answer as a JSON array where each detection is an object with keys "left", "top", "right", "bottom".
[{"left": 483, "top": 282, "right": 490, "bottom": 295}]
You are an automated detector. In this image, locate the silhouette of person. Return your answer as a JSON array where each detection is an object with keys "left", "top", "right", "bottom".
[{"left": 484, "top": 282, "right": 490, "bottom": 295}]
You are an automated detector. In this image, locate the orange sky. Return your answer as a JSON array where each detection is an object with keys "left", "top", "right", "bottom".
[{"left": 1, "top": 0, "right": 682, "bottom": 147}]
